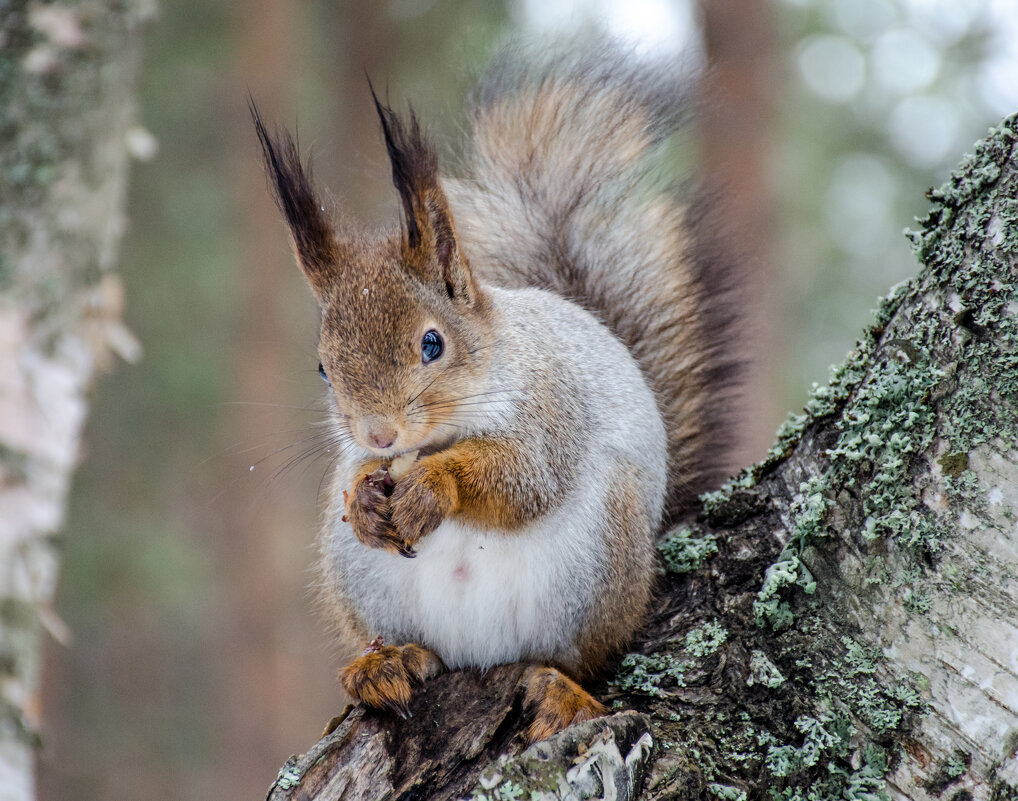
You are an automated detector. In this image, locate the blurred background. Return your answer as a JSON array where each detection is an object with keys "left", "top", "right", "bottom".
[{"left": 35, "top": 0, "right": 1018, "bottom": 798}]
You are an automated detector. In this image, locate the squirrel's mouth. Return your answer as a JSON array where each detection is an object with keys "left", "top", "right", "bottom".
[
  {"left": 395, "top": 425, "right": 457, "bottom": 458},
  {"left": 407, "top": 442, "right": 443, "bottom": 459},
  {"left": 356, "top": 423, "right": 453, "bottom": 459}
]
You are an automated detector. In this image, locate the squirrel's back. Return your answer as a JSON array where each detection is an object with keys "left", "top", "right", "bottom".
[{"left": 446, "top": 44, "right": 741, "bottom": 519}]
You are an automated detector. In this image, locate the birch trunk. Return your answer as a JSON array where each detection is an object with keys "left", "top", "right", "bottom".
[
  {"left": 0, "top": 3, "right": 147, "bottom": 798},
  {"left": 265, "top": 114, "right": 1018, "bottom": 801}
]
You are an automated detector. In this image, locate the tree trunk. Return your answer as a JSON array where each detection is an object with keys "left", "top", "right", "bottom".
[
  {"left": 209, "top": 3, "right": 311, "bottom": 795},
  {"left": 0, "top": 2, "right": 148, "bottom": 799},
  {"left": 697, "top": 0, "right": 780, "bottom": 465},
  {"left": 266, "top": 116, "right": 1018, "bottom": 800}
]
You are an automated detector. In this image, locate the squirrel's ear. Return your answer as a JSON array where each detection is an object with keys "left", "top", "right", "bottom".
[
  {"left": 251, "top": 100, "right": 344, "bottom": 302},
  {"left": 371, "top": 88, "right": 477, "bottom": 305}
]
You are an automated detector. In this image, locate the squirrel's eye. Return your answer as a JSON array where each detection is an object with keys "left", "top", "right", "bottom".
[
  {"left": 421, "top": 329, "right": 444, "bottom": 364},
  {"left": 318, "top": 362, "right": 330, "bottom": 384}
]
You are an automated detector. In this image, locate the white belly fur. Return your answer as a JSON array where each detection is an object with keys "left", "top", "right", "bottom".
[{"left": 334, "top": 473, "right": 606, "bottom": 670}]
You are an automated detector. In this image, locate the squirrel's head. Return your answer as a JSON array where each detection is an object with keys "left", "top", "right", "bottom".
[{"left": 252, "top": 96, "right": 491, "bottom": 457}]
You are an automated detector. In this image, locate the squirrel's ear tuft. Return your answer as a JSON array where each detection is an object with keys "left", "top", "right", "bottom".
[
  {"left": 370, "top": 85, "right": 476, "bottom": 304},
  {"left": 250, "top": 99, "right": 342, "bottom": 301}
]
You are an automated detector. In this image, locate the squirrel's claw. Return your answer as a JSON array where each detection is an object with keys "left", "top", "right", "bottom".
[{"left": 379, "top": 693, "right": 413, "bottom": 721}]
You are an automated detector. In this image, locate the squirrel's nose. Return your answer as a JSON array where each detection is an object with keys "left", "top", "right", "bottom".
[
  {"left": 368, "top": 430, "right": 396, "bottom": 450},
  {"left": 359, "top": 418, "right": 398, "bottom": 451}
]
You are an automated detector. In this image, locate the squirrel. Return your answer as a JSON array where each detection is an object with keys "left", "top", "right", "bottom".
[{"left": 252, "top": 43, "right": 740, "bottom": 744}]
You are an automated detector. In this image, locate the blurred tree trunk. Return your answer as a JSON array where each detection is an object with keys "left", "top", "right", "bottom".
[
  {"left": 0, "top": 2, "right": 148, "bottom": 799},
  {"left": 697, "top": 0, "right": 779, "bottom": 465},
  {"left": 265, "top": 118, "right": 1018, "bottom": 800},
  {"left": 214, "top": 2, "right": 304, "bottom": 795},
  {"left": 329, "top": 2, "right": 396, "bottom": 219},
  {"left": 209, "top": 3, "right": 400, "bottom": 798}
]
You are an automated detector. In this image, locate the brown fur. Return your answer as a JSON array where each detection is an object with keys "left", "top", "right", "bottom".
[
  {"left": 413, "top": 437, "right": 565, "bottom": 531},
  {"left": 252, "top": 99, "right": 495, "bottom": 463},
  {"left": 341, "top": 642, "right": 444, "bottom": 718},
  {"left": 523, "top": 665, "right": 606, "bottom": 744}
]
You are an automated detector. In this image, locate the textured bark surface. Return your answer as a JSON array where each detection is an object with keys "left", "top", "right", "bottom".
[
  {"left": 0, "top": 2, "right": 148, "bottom": 798},
  {"left": 267, "top": 117, "right": 1018, "bottom": 800}
]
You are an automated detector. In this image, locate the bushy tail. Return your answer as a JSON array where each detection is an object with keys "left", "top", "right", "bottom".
[{"left": 446, "top": 42, "right": 742, "bottom": 520}]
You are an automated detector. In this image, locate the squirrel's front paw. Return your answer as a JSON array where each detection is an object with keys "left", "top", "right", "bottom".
[
  {"left": 389, "top": 460, "right": 457, "bottom": 548},
  {"left": 348, "top": 466, "right": 414, "bottom": 557}
]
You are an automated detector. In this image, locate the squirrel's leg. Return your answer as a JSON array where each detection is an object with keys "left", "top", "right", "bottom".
[
  {"left": 340, "top": 640, "right": 444, "bottom": 718},
  {"left": 522, "top": 665, "right": 606, "bottom": 744}
]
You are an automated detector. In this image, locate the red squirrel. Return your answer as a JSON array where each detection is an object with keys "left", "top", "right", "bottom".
[{"left": 253, "top": 44, "right": 739, "bottom": 744}]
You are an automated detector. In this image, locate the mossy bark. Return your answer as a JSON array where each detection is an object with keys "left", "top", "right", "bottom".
[
  {"left": 268, "top": 116, "right": 1018, "bottom": 801},
  {"left": 0, "top": 3, "right": 147, "bottom": 797}
]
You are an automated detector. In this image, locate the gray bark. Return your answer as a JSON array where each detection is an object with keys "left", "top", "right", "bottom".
[
  {"left": 0, "top": 3, "right": 149, "bottom": 798},
  {"left": 266, "top": 116, "right": 1018, "bottom": 800}
]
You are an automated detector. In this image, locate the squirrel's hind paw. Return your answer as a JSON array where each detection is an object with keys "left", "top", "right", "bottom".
[
  {"left": 523, "top": 666, "right": 606, "bottom": 745},
  {"left": 340, "top": 642, "right": 443, "bottom": 719}
]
